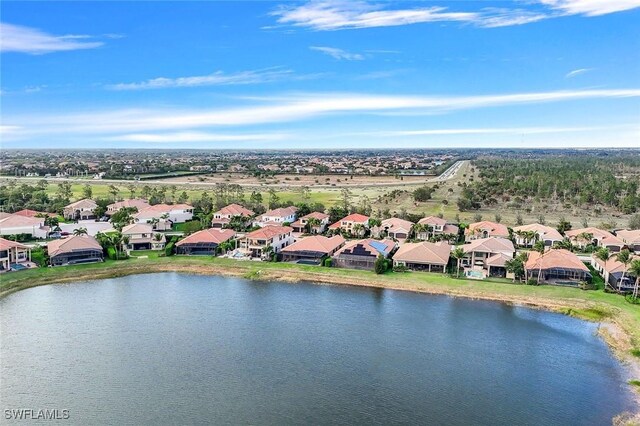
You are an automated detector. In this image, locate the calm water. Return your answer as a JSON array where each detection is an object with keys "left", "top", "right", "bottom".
[{"left": 0, "top": 273, "right": 635, "bottom": 425}]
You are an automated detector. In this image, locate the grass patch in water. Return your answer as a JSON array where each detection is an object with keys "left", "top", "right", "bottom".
[
  {"left": 243, "top": 270, "right": 262, "bottom": 281},
  {"left": 631, "top": 349, "right": 640, "bottom": 358},
  {"left": 560, "top": 307, "right": 609, "bottom": 322},
  {"left": 629, "top": 380, "right": 640, "bottom": 387}
]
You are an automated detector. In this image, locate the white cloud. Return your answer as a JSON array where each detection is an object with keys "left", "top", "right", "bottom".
[
  {"left": 0, "top": 22, "right": 103, "bottom": 54},
  {"left": 565, "top": 68, "right": 593, "bottom": 78},
  {"left": 108, "top": 68, "right": 297, "bottom": 90},
  {"left": 310, "top": 46, "right": 364, "bottom": 60},
  {"left": 540, "top": 0, "right": 640, "bottom": 16},
  {"left": 5, "top": 89, "right": 640, "bottom": 138},
  {"left": 106, "top": 132, "right": 288, "bottom": 143},
  {"left": 271, "top": 0, "right": 640, "bottom": 30}
]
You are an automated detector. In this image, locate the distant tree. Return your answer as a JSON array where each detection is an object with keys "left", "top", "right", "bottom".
[
  {"left": 413, "top": 186, "right": 434, "bottom": 202},
  {"left": 629, "top": 214, "right": 640, "bottom": 230},
  {"left": 178, "top": 191, "right": 189, "bottom": 204},
  {"left": 557, "top": 217, "right": 572, "bottom": 234},
  {"left": 82, "top": 184, "right": 92, "bottom": 199},
  {"left": 515, "top": 212, "right": 523, "bottom": 226},
  {"left": 127, "top": 184, "right": 136, "bottom": 199},
  {"left": 494, "top": 213, "right": 502, "bottom": 223},
  {"left": 473, "top": 213, "right": 483, "bottom": 223},
  {"left": 108, "top": 184, "right": 119, "bottom": 201}
]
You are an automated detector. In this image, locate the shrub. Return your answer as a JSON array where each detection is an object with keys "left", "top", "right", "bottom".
[
  {"left": 31, "top": 246, "right": 48, "bottom": 267},
  {"left": 323, "top": 258, "right": 332, "bottom": 267},
  {"left": 374, "top": 255, "right": 387, "bottom": 274},
  {"left": 526, "top": 278, "right": 539, "bottom": 286},
  {"left": 107, "top": 246, "right": 117, "bottom": 260},
  {"left": 165, "top": 241, "right": 175, "bottom": 257}
]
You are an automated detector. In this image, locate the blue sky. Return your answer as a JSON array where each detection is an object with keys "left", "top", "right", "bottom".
[{"left": 1, "top": 0, "right": 639, "bottom": 149}]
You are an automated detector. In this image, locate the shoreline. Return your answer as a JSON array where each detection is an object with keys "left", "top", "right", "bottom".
[{"left": 1, "top": 258, "right": 639, "bottom": 414}]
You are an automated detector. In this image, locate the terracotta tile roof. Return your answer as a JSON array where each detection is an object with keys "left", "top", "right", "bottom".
[
  {"left": 381, "top": 217, "right": 414, "bottom": 232},
  {"left": 525, "top": 249, "right": 588, "bottom": 272},
  {"left": 0, "top": 237, "right": 29, "bottom": 251},
  {"left": 176, "top": 228, "right": 235, "bottom": 246},
  {"left": 513, "top": 223, "right": 563, "bottom": 241},
  {"left": 246, "top": 225, "right": 293, "bottom": 240},
  {"left": 615, "top": 229, "right": 640, "bottom": 244},
  {"left": 47, "top": 235, "right": 102, "bottom": 257},
  {"left": 418, "top": 216, "right": 447, "bottom": 227},
  {"left": 107, "top": 199, "right": 150, "bottom": 212},
  {"left": 329, "top": 213, "right": 370, "bottom": 229},
  {"left": 463, "top": 237, "right": 515, "bottom": 254},
  {"left": 262, "top": 206, "right": 298, "bottom": 218},
  {"left": 282, "top": 235, "right": 345, "bottom": 254},
  {"left": 302, "top": 211, "right": 329, "bottom": 220},
  {"left": 592, "top": 252, "right": 639, "bottom": 274},
  {"left": 215, "top": 203, "right": 254, "bottom": 217},
  {"left": 393, "top": 241, "right": 451, "bottom": 265},
  {"left": 13, "top": 209, "right": 56, "bottom": 218},
  {"left": 0, "top": 214, "right": 45, "bottom": 228},
  {"left": 122, "top": 223, "right": 154, "bottom": 235},
  {"left": 565, "top": 227, "right": 625, "bottom": 247},
  {"left": 486, "top": 253, "right": 512, "bottom": 267},
  {"left": 334, "top": 238, "right": 395, "bottom": 257},
  {"left": 442, "top": 224, "right": 460, "bottom": 235},
  {"left": 65, "top": 199, "right": 97, "bottom": 209},
  {"left": 465, "top": 221, "right": 509, "bottom": 237}
]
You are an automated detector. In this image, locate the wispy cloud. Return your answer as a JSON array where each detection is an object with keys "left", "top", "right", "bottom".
[
  {"left": 540, "top": 0, "right": 640, "bottom": 16},
  {"left": 108, "top": 68, "right": 298, "bottom": 90},
  {"left": 270, "top": 0, "right": 640, "bottom": 31},
  {"left": 5, "top": 89, "right": 640, "bottom": 138},
  {"left": 565, "top": 68, "right": 593, "bottom": 78},
  {"left": 368, "top": 126, "right": 607, "bottom": 137},
  {"left": 310, "top": 46, "right": 364, "bottom": 60},
  {"left": 106, "top": 131, "right": 288, "bottom": 143},
  {"left": 0, "top": 22, "right": 104, "bottom": 54}
]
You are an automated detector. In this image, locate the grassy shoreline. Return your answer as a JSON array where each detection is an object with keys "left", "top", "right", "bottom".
[{"left": 2, "top": 256, "right": 640, "bottom": 410}]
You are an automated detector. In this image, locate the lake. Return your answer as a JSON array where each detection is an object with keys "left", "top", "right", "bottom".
[{"left": 0, "top": 273, "right": 635, "bottom": 425}]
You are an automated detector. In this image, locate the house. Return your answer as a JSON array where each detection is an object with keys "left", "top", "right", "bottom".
[
  {"left": 328, "top": 213, "right": 370, "bottom": 234},
  {"left": 461, "top": 237, "right": 515, "bottom": 279},
  {"left": 281, "top": 235, "right": 345, "bottom": 264},
  {"left": 513, "top": 223, "right": 564, "bottom": 247},
  {"left": 48, "top": 235, "right": 103, "bottom": 266},
  {"left": 63, "top": 199, "right": 98, "bottom": 221},
  {"left": 591, "top": 253, "right": 637, "bottom": 292},
  {"left": 465, "top": 221, "right": 509, "bottom": 242},
  {"left": 616, "top": 229, "right": 640, "bottom": 253},
  {"left": 240, "top": 225, "right": 294, "bottom": 259},
  {"left": 211, "top": 203, "right": 254, "bottom": 228},
  {"left": 0, "top": 237, "right": 31, "bottom": 272},
  {"left": 106, "top": 199, "right": 150, "bottom": 215},
  {"left": 13, "top": 209, "right": 56, "bottom": 218},
  {"left": 133, "top": 203, "right": 194, "bottom": 230},
  {"left": 416, "top": 216, "right": 459, "bottom": 242},
  {"left": 376, "top": 217, "right": 414, "bottom": 241},
  {"left": 254, "top": 207, "right": 298, "bottom": 227},
  {"left": 0, "top": 214, "right": 47, "bottom": 239},
  {"left": 176, "top": 228, "right": 236, "bottom": 256},
  {"left": 565, "top": 227, "right": 625, "bottom": 252},
  {"left": 332, "top": 238, "right": 396, "bottom": 271},
  {"left": 290, "top": 212, "right": 330, "bottom": 235},
  {"left": 122, "top": 223, "right": 165, "bottom": 251},
  {"left": 525, "top": 249, "right": 591, "bottom": 286},
  {"left": 392, "top": 241, "right": 451, "bottom": 272}
]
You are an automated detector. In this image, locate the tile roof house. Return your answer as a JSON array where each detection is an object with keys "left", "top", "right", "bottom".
[
  {"left": 591, "top": 252, "right": 638, "bottom": 292},
  {"left": 462, "top": 237, "right": 515, "bottom": 279},
  {"left": 328, "top": 213, "right": 370, "bottom": 234},
  {"left": 376, "top": 217, "right": 414, "bottom": 241},
  {"left": 0, "top": 214, "right": 48, "bottom": 239},
  {"left": 616, "top": 229, "right": 640, "bottom": 253},
  {"left": 253, "top": 207, "right": 298, "bottom": 228},
  {"left": 48, "top": 235, "right": 103, "bottom": 266},
  {"left": 392, "top": 241, "right": 451, "bottom": 272},
  {"left": 525, "top": 249, "right": 591, "bottom": 286},
  {"left": 122, "top": 223, "right": 165, "bottom": 251},
  {"left": 0, "top": 237, "right": 31, "bottom": 272},
  {"left": 13, "top": 209, "right": 56, "bottom": 218},
  {"left": 106, "top": 199, "right": 150, "bottom": 215},
  {"left": 63, "top": 199, "right": 98, "bottom": 221},
  {"left": 465, "top": 221, "right": 509, "bottom": 242},
  {"left": 332, "top": 238, "right": 396, "bottom": 271},
  {"left": 281, "top": 235, "right": 345, "bottom": 264},
  {"left": 291, "top": 212, "right": 330, "bottom": 235},
  {"left": 176, "top": 228, "right": 236, "bottom": 256},
  {"left": 240, "top": 225, "right": 294, "bottom": 259},
  {"left": 513, "top": 223, "right": 564, "bottom": 247},
  {"left": 416, "top": 216, "right": 459, "bottom": 242},
  {"left": 211, "top": 204, "right": 255, "bottom": 228},
  {"left": 565, "top": 227, "right": 625, "bottom": 252},
  {"left": 133, "top": 203, "right": 194, "bottom": 230}
]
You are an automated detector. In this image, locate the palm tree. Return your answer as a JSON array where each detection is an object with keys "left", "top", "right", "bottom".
[
  {"left": 73, "top": 227, "right": 88, "bottom": 236},
  {"left": 532, "top": 240, "right": 546, "bottom": 283},
  {"left": 628, "top": 259, "right": 640, "bottom": 302},
  {"left": 306, "top": 217, "right": 321, "bottom": 234},
  {"left": 352, "top": 223, "right": 365, "bottom": 238},
  {"left": 451, "top": 247, "right": 465, "bottom": 278},
  {"left": 577, "top": 232, "right": 594, "bottom": 249},
  {"left": 218, "top": 240, "right": 234, "bottom": 255},
  {"left": 595, "top": 247, "right": 612, "bottom": 290},
  {"left": 616, "top": 249, "right": 632, "bottom": 292}
]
